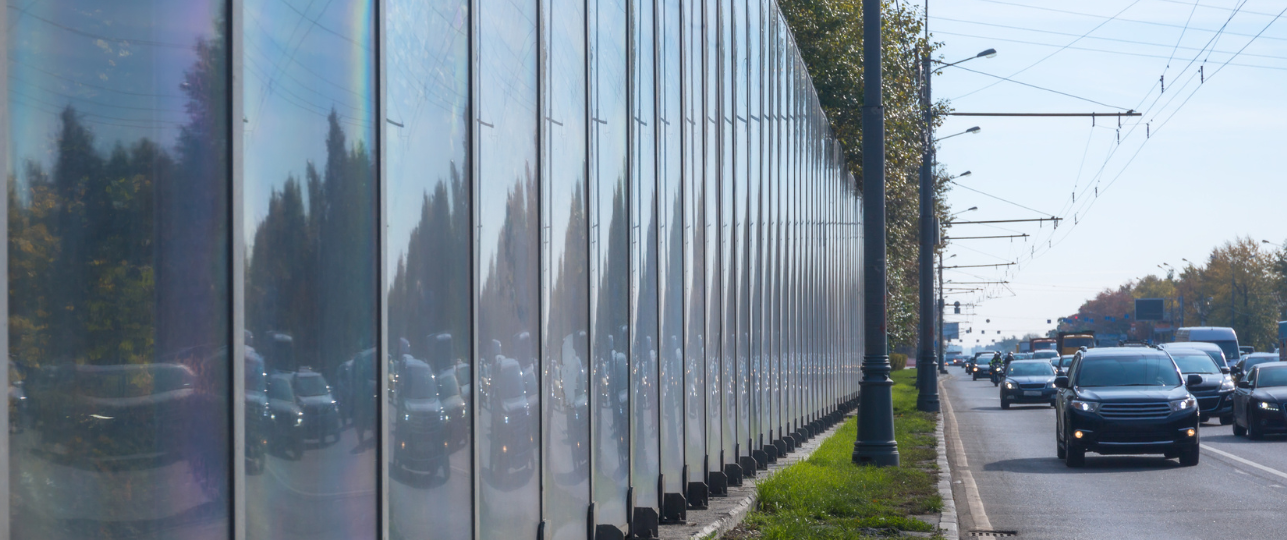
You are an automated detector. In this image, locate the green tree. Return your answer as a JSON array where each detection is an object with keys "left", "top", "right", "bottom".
[{"left": 780, "top": 0, "right": 949, "bottom": 347}]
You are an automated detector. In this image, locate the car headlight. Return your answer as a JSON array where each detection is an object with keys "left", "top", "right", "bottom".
[
  {"left": 1170, "top": 396, "right": 1198, "bottom": 412},
  {"left": 1004, "top": 381, "right": 1016, "bottom": 390},
  {"left": 1258, "top": 401, "right": 1280, "bottom": 412},
  {"left": 1070, "top": 400, "right": 1099, "bottom": 413},
  {"left": 1220, "top": 378, "right": 1234, "bottom": 392}
]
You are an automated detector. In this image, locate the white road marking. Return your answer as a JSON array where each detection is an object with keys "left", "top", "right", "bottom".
[
  {"left": 941, "top": 382, "right": 992, "bottom": 532},
  {"left": 1202, "top": 444, "right": 1287, "bottom": 481}
]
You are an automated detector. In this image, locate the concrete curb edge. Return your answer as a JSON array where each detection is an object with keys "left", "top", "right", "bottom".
[{"left": 936, "top": 378, "right": 959, "bottom": 540}]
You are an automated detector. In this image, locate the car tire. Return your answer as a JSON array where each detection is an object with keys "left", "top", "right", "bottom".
[
  {"left": 1248, "top": 417, "right": 1263, "bottom": 440},
  {"left": 1001, "top": 398, "right": 1010, "bottom": 410},
  {"left": 1056, "top": 433, "right": 1066, "bottom": 460},
  {"left": 1179, "top": 446, "right": 1199, "bottom": 467},
  {"left": 1220, "top": 415, "right": 1233, "bottom": 426},
  {"left": 1065, "top": 443, "right": 1085, "bottom": 468},
  {"left": 1233, "top": 421, "right": 1247, "bottom": 437},
  {"left": 1049, "top": 400, "right": 1056, "bottom": 408}
]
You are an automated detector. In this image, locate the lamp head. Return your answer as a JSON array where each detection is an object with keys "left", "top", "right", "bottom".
[
  {"left": 958, "top": 170, "right": 972, "bottom": 177},
  {"left": 966, "top": 126, "right": 981, "bottom": 134},
  {"left": 978, "top": 48, "right": 998, "bottom": 59}
]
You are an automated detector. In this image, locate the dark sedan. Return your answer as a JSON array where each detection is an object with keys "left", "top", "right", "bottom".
[
  {"left": 1232, "top": 363, "right": 1287, "bottom": 439},
  {"left": 1170, "top": 349, "right": 1234, "bottom": 425},
  {"left": 1232, "top": 352, "right": 1281, "bottom": 384},
  {"left": 1000, "top": 360, "right": 1057, "bottom": 409},
  {"left": 1055, "top": 348, "right": 1201, "bottom": 467}
]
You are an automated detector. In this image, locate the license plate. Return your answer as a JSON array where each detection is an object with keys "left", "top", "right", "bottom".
[{"left": 1024, "top": 391, "right": 1041, "bottom": 397}]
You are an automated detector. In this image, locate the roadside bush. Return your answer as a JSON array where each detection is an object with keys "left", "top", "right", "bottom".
[{"left": 889, "top": 353, "right": 907, "bottom": 371}]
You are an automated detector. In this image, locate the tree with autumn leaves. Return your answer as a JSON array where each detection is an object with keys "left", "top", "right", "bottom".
[{"left": 1058, "top": 237, "right": 1287, "bottom": 351}]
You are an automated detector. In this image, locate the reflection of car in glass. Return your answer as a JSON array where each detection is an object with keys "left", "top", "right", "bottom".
[
  {"left": 393, "top": 358, "right": 449, "bottom": 475},
  {"left": 1054, "top": 348, "right": 1201, "bottom": 467},
  {"left": 436, "top": 365, "right": 468, "bottom": 451},
  {"left": 9, "top": 362, "right": 28, "bottom": 433},
  {"left": 245, "top": 349, "right": 271, "bottom": 474},
  {"left": 1170, "top": 350, "right": 1233, "bottom": 425},
  {"left": 1000, "top": 360, "right": 1057, "bottom": 409},
  {"left": 1232, "top": 363, "right": 1287, "bottom": 439},
  {"left": 39, "top": 363, "right": 197, "bottom": 467},
  {"left": 267, "top": 370, "right": 341, "bottom": 458},
  {"left": 1053, "top": 354, "right": 1076, "bottom": 375},
  {"left": 489, "top": 357, "right": 535, "bottom": 478}
]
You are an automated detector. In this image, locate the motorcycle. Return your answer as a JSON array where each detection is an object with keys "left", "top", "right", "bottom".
[{"left": 990, "top": 363, "right": 1004, "bottom": 386}]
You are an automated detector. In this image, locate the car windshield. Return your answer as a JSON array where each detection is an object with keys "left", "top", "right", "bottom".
[
  {"left": 1033, "top": 351, "right": 1057, "bottom": 359},
  {"left": 1245, "top": 357, "right": 1277, "bottom": 371},
  {"left": 1210, "top": 340, "right": 1240, "bottom": 360},
  {"left": 403, "top": 364, "right": 439, "bottom": 400},
  {"left": 438, "top": 368, "right": 460, "bottom": 398},
  {"left": 1256, "top": 368, "right": 1287, "bottom": 388},
  {"left": 268, "top": 378, "right": 294, "bottom": 401},
  {"left": 294, "top": 374, "right": 329, "bottom": 397},
  {"left": 1076, "top": 355, "right": 1183, "bottom": 387},
  {"left": 1032, "top": 342, "right": 1056, "bottom": 351},
  {"left": 1172, "top": 354, "right": 1220, "bottom": 374},
  {"left": 1008, "top": 362, "right": 1054, "bottom": 377}
]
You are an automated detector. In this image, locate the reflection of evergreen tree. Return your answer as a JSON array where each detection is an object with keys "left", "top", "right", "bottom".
[
  {"left": 245, "top": 111, "right": 376, "bottom": 374},
  {"left": 387, "top": 163, "right": 470, "bottom": 367},
  {"left": 478, "top": 167, "right": 538, "bottom": 362}
]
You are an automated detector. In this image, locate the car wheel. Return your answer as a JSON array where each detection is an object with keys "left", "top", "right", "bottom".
[
  {"left": 1233, "top": 421, "right": 1247, "bottom": 437},
  {"left": 1049, "top": 400, "right": 1057, "bottom": 408},
  {"left": 1220, "top": 415, "right": 1233, "bottom": 426},
  {"left": 1065, "top": 443, "right": 1085, "bottom": 468},
  {"left": 1179, "top": 446, "right": 1200, "bottom": 467},
  {"left": 1056, "top": 432, "right": 1066, "bottom": 460},
  {"left": 1248, "top": 418, "right": 1263, "bottom": 440},
  {"left": 1001, "top": 398, "right": 1010, "bottom": 410}
]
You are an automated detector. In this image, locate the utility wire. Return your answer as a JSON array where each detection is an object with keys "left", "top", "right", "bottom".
[
  {"left": 947, "top": 64, "right": 1132, "bottom": 110},
  {"left": 950, "top": 180, "right": 1057, "bottom": 217},
  {"left": 972, "top": 0, "right": 1287, "bottom": 42},
  {"left": 952, "top": 0, "right": 1143, "bottom": 101},
  {"left": 934, "top": 31, "right": 1287, "bottom": 71}
]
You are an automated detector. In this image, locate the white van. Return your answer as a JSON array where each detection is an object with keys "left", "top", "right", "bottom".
[{"left": 1175, "top": 327, "right": 1241, "bottom": 362}]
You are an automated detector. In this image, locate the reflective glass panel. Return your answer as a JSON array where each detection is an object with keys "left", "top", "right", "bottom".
[
  {"left": 630, "top": 0, "right": 660, "bottom": 512},
  {"left": 384, "top": 0, "right": 471, "bottom": 535},
  {"left": 7, "top": 2, "right": 231, "bottom": 537},
  {"left": 477, "top": 0, "right": 541, "bottom": 531},
  {"left": 703, "top": 0, "right": 723, "bottom": 477},
  {"left": 658, "top": 0, "right": 685, "bottom": 497},
  {"left": 590, "top": 0, "right": 630, "bottom": 526},
  {"left": 734, "top": 0, "right": 750, "bottom": 459},
  {"left": 542, "top": 0, "right": 591, "bottom": 533},
  {"left": 243, "top": 0, "right": 377, "bottom": 536},
  {"left": 719, "top": 0, "right": 737, "bottom": 467},
  {"left": 683, "top": 0, "right": 708, "bottom": 485}
]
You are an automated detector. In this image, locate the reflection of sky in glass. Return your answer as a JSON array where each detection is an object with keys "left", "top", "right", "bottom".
[
  {"left": 8, "top": 0, "right": 216, "bottom": 184},
  {"left": 242, "top": 0, "right": 374, "bottom": 249}
]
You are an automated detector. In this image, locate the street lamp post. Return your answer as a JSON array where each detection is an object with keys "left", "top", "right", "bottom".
[
  {"left": 854, "top": 0, "right": 899, "bottom": 467},
  {"left": 915, "top": 36, "right": 993, "bottom": 412}
]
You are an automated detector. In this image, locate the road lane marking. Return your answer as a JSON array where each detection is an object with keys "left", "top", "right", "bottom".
[
  {"left": 941, "top": 380, "right": 993, "bottom": 532},
  {"left": 1201, "top": 444, "right": 1287, "bottom": 482}
]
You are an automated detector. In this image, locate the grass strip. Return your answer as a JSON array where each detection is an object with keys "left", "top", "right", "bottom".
[{"left": 728, "top": 368, "right": 941, "bottom": 539}]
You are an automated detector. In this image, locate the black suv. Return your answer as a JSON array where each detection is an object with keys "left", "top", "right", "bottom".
[{"left": 1054, "top": 348, "right": 1202, "bottom": 467}]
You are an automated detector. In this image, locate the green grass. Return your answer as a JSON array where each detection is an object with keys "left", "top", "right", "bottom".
[{"left": 733, "top": 369, "right": 941, "bottom": 539}]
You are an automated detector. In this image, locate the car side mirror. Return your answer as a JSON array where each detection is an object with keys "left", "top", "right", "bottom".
[
  {"left": 1054, "top": 376, "right": 1069, "bottom": 389},
  {"left": 1220, "top": 367, "right": 1231, "bottom": 375},
  {"left": 1237, "top": 380, "right": 1251, "bottom": 389},
  {"left": 1186, "top": 374, "right": 1203, "bottom": 387}
]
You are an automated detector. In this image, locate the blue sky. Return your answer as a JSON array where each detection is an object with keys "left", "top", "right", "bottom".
[{"left": 928, "top": 0, "right": 1287, "bottom": 346}]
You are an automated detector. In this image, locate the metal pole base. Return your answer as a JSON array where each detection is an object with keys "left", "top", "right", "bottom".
[{"left": 853, "top": 362, "right": 900, "bottom": 467}]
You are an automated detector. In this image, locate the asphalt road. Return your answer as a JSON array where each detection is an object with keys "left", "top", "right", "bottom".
[{"left": 943, "top": 369, "right": 1287, "bottom": 540}]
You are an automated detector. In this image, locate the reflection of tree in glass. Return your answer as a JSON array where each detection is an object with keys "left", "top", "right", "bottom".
[
  {"left": 387, "top": 163, "right": 470, "bottom": 369},
  {"left": 245, "top": 111, "right": 376, "bottom": 378}
]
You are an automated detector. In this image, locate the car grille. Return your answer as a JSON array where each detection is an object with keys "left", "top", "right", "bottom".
[
  {"left": 1098, "top": 402, "right": 1171, "bottom": 419},
  {"left": 1019, "top": 383, "right": 1046, "bottom": 390}
]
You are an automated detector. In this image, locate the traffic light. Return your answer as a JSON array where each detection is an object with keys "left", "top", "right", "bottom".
[{"left": 954, "top": 301, "right": 961, "bottom": 314}]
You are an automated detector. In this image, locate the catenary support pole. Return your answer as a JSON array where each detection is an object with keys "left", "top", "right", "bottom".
[
  {"left": 853, "top": 0, "right": 899, "bottom": 467},
  {"left": 915, "top": 28, "right": 939, "bottom": 413},
  {"left": 938, "top": 250, "right": 948, "bottom": 374}
]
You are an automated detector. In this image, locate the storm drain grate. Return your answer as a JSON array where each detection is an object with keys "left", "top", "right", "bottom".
[{"left": 970, "top": 531, "right": 1018, "bottom": 538}]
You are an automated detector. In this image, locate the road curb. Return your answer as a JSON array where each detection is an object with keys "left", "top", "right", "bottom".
[
  {"left": 673, "top": 413, "right": 853, "bottom": 540},
  {"left": 936, "top": 378, "right": 960, "bottom": 540}
]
